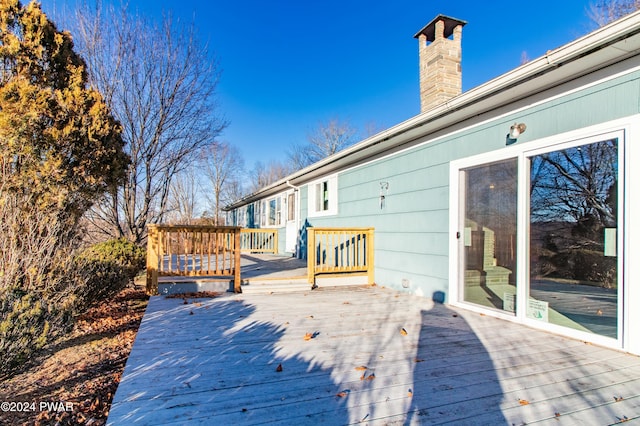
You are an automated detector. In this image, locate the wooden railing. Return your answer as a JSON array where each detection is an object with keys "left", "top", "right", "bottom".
[
  {"left": 146, "top": 225, "right": 242, "bottom": 294},
  {"left": 307, "top": 227, "right": 374, "bottom": 284},
  {"left": 240, "top": 228, "right": 278, "bottom": 253}
]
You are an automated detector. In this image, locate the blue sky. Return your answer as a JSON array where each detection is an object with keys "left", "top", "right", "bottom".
[{"left": 40, "top": 0, "right": 598, "bottom": 170}]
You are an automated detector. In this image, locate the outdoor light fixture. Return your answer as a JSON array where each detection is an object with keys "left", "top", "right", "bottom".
[
  {"left": 506, "top": 122, "right": 526, "bottom": 145},
  {"left": 379, "top": 181, "right": 389, "bottom": 210}
]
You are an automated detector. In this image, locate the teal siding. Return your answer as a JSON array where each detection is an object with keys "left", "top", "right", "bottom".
[
  {"left": 228, "top": 69, "right": 640, "bottom": 300},
  {"left": 301, "top": 70, "right": 640, "bottom": 300},
  {"left": 277, "top": 227, "right": 287, "bottom": 254}
]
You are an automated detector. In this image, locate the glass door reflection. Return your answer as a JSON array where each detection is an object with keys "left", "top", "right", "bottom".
[
  {"left": 462, "top": 159, "right": 518, "bottom": 313},
  {"left": 528, "top": 139, "right": 619, "bottom": 338}
]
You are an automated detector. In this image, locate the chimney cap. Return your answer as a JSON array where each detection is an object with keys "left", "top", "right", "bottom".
[{"left": 413, "top": 14, "right": 467, "bottom": 42}]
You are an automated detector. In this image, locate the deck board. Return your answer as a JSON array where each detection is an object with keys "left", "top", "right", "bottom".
[{"left": 108, "top": 286, "right": 640, "bottom": 425}]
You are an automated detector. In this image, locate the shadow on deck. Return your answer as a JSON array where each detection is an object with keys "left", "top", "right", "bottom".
[{"left": 108, "top": 286, "right": 640, "bottom": 425}]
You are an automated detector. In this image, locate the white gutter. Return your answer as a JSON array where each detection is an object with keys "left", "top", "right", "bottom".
[{"left": 226, "top": 10, "right": 640, "bottom": 210}]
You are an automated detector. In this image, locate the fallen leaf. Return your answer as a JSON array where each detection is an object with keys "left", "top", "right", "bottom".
[
  {"left": 555, "top": 412, "right": 561, "bottom": 417},
  {"left": 355, "top": 366, "right": 368, "bottom": 371},
  {"left": 336, "top": 391, "right": 349, "bottom": 398},
  {"left": 415, "top": 358, "right": 425, "bottom": 363},
  {"left": 366, "top": 373, "right": 376, "bottom": 381},
  {"left": 597, "top": 309, "right": 603, "bottom": 316},
  {"left": 275, "top": 363, "right": 283, "bottom": 372},
  {"left": 304, "top": 331, "right": 320, "bottom": 340},
  {"left": 360, "top": 372, "right": 366, "bottom": 381},
  {"left": 518, "top": 399, "right": 529, "bottom": 405},
  {"left": 614, "top": 396, "right": 624, "bottom": 402},
  {"left": 408, "top": 389, "right": 413, "bottom": 397},
  {"left": 400, "top": 328, "right": 408, "bottom": 336}
]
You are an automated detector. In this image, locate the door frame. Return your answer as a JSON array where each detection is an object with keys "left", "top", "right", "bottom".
[
  {"left": 285, "top": 188, "right": 299, "bottom": 254},
  {"left": 449, "top": 117, "right": 636, "bottom": 352}
]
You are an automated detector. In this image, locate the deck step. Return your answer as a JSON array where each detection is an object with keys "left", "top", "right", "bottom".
[{"left": 240, "top": 278, "right": 311, "bottom": 294}]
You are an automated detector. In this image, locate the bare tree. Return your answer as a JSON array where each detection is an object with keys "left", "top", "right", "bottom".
[
  {"left": 288, "top": 118, "right": 357, "bottom": 170},
  {"left": 248, "top": 160, "right": 291, "bottom": 194},
  {"left": 166, "top": 168, "right": 201, "bottom": 224},
  {"left": 202, "top": 141, "right": 245, "bottom": 225},
  {"left": 588, "top": 0, "right": 640, "bottom": 26},
  {"left": 65, "top": 2, "right": 227, "bottom": 244},
  {"left": 363, "top": 120, "right": 384, "bottom": 138}
]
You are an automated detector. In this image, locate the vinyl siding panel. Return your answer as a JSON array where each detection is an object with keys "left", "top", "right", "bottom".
[{"left": 301, "top": 70, "right": 640, "bottom": 298}]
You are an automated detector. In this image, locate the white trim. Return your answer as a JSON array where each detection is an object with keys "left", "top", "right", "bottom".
[
  {"left": 307, "top": 174, "right": 338, "bottom": 218},
  {"left": 625, "top": 121, "right": 639, "bottom": 354},
  {"left": 450, "top": 115, "right": 637, "bottom": 353},
  {"left": 257, "top": 192, "right": 288, "bottom": 229}
]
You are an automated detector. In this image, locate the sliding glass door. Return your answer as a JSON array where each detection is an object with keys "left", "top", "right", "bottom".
[
  {"left": 455, "top": 132, "right": 623, "bottom": 342},
  {"left": 460, "top": 159, "right": 518, "bottom": 314},
  {"left": 528, "top": 138, "right": 619, "bottom": 338}
]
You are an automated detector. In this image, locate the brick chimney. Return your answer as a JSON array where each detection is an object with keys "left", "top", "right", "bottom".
[{"left": 414, "top": 15, "right": 466, "bottom": 113}]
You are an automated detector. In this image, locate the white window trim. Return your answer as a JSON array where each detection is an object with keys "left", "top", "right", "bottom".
[
  {"left": 259, "top": 193, "right": 286, "bottom": 228},
  {"left": 307, "top": 174, "right": 338, "bottom": 217}
]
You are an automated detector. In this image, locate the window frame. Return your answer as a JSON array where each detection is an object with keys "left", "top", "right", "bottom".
[{"left": 307, "top": 174, "right": 338, "bottom": 217}]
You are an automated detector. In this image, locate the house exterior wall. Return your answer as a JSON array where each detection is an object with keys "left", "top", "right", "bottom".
[
  {"left": 299, "top": 64, "right": 640, "bottom": 300},
  {"left": 226, "top": 51, "right": 640, "bottom": 353},
  {"left": 224, "top": 9, "right": 640, "bottom": 352}
]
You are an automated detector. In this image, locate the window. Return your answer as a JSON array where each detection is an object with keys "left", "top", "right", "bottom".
[
  {"left": 308, "top": 175, "right": 338, "bottom": 217},
  {"left": 268, "top": 196, "right": 282, "bottom": 226},
  {"left": 315, "top": 181, "right": 329, "bottom": 212},
  {"left": 287, "top": 192, "right": 296, "bottom": 222},
  {"left": 260, "top": 201, "right": 266, "bottom": 227},
  {"left": 255, "top": 195, "right": 285, "bottom": 227},
  {"left": 238, "top": 208, "right": 246, "bottom": 227}
]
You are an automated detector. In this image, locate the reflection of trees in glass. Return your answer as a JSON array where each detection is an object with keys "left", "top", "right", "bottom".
[{"left": 530, "top": 140, "right": 617, "bottom": 287}]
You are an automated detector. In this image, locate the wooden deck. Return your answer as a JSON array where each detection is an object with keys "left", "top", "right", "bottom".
[{"left": 107, "top": 286, "right": 640, "bottom": 425}]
